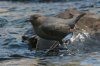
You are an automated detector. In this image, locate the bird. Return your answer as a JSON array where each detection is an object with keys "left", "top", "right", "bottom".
[{"left": 29, "top": 13, "right": 85, "bottom": 49}]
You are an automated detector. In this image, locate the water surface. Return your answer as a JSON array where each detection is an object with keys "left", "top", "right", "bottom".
[{"left": 0, "top": 0, "right": 100, "bottom": 66}]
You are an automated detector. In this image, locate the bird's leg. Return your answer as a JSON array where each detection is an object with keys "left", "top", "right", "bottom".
[
  {"left": 59, "top": 32, "right": 73, "bottom": 50},
  {"left": 59, "top": 41, "right": 68, "bottom": 50},
  {"left": 45, "top": 41, "right": 59, "bottom": 54}
]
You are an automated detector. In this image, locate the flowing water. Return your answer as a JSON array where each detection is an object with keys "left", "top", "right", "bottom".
[{"left": 0, "top": 0, "right": 100, "bottom": 66}]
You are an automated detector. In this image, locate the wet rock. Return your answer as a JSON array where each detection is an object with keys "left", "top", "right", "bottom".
[
  {"left": 56, "top": 8, "right": 81, "bottom": 19},
  {"left": 36, "top": 38, "right": 58, "bottom": 50},
  {"left": 56, "top": 8, "right": 82, "bottom": 19},
  {"left": 22, "top": 28, "right": 37, "bottom": 50},
  {"left": 93, "top": 33, "right": 100, "bottom": 40},
  {"left": 76, "top": 12, "right": 100, "bottom": 35},
  {"left": 22, "top": 28, "right": 59, "bottom": 51},
  {"left": 22, "top": 27, "right": 60, "bottom": 56},
  {"left": 22, "top": 28, "right": 36, "bottom": 41},
  {"left": 55, "top": 10, "right": 73, "bottom": 19}
]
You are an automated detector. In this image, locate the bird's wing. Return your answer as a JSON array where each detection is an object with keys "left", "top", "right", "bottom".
[{"left": 40, "top": 23, "right": 71, "bottom": 37}]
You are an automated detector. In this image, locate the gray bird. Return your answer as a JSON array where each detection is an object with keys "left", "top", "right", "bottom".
[{"left": 29, "top": 13, "right": 85, "bottom": 49}]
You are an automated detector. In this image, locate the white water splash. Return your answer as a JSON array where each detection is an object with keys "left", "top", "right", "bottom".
[{"left": 70, "top": 29, "right": 90, "bottom": 43}]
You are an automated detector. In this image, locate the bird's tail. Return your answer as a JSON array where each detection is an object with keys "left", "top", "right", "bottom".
[
  {"left": 74, "top": 13, "right": 86, "bottom": 24},
  {"left": 69, "top": 13, "right": 86, "bottom": 28}
]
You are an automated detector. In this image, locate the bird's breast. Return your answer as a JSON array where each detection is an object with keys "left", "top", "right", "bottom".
[{"left": 34, "top": 26, "right": 63, "bottom": 40}]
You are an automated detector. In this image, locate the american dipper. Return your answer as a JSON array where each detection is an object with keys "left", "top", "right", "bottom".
[{"left": 29, "top": 13, "right": 85, "bottom": 49}]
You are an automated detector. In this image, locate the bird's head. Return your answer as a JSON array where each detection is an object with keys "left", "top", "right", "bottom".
[{"left": 29, "top": 14, "right": 46, "bottom": 26}]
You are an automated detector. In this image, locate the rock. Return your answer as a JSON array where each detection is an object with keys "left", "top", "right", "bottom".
[
  {"left": 55, "top": 11, "right": 73, "bottom": 19},
  {"left": 22, "top": 28, "right": 59, "bottom": 52},
  {"left": 55, "top": 8, "right": 81, "bottom": 19},
  {"left": 36, "top": 38, "right": 58, "bottom": 50},
  {"left": 76, "top": 12, "right": 100, "bottom": 34},
  {"left": 56, "top": 8, "right": 81, "bottom": 19},
  {"left": 22, "top": 28, "right": 36, "bottom": 42},
  {"left": 22, "top": 28, "right": 37, "bottom": 50}
]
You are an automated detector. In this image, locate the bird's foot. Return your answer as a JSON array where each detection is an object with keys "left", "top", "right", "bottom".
[
  {"left": 61, "top": 32, "right": 73, "bottom": 49},
  {"left": 59, "top": 39, "right": 71, "bottom": 50},
  {"left": 59, "top": 44, "right": 68, "bottom": 50}
]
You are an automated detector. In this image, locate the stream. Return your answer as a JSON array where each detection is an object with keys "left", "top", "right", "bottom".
[{"left": 0, "top": 0, "right": 100, "bottom": 66}]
